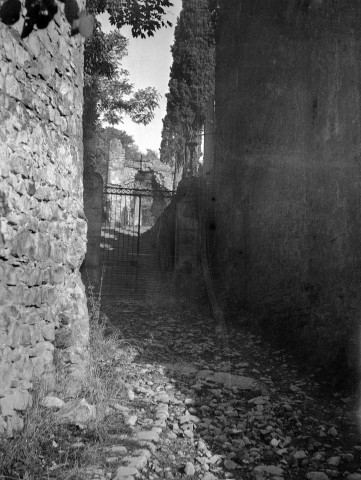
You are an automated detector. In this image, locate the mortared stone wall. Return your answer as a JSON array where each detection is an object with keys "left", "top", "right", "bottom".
[{"left": 0, "top": 4, "right": 89, "bottom": 437}]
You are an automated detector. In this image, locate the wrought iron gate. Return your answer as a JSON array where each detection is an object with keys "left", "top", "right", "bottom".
[{"left": 100, "top": 185, "right": 174, "bottom": 296}]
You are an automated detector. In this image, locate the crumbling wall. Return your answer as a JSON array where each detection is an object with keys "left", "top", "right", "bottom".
[
  {"left": 214, "top": 0, "right": 361, "bottom": 375},
  {"left": 0, "top": 7, "right": 88, "bottom": 437}
]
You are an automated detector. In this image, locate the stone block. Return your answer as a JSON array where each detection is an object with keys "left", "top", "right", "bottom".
[
  {"left": 11, "top": 324, "right": 34, "bottom": 348},
  {"left": 56, "top": 399, "right": 96, "bottom": 425},
  {"left": 26, "top": 35, "right": 41, "bottom": 57},
  {"left": 12, "top": 230, "right": 37, "bottom": 260},
  {"left": 14, "top": 43, "right": 30, "bottom": 67},
  {"left": 35, "top": 235, "right": 51, "bottom": 260},
  {"left": 24, "top": 287, "right": 42, "bottom": 308},
  {"left": 5, "top": 75, "right": 22, "bottom": 99},
  {"left": 42, "top": 286, "right": 56, "bottom": 305},
  {"left": 41, "top": 396, "right": 65, "bottom": 409},
  {"left": 13, "top": 389, "right": 31, "bottom": 411},
  {"left": 42, "top": 323, "right": 55, "bottom": 342},
  {"left": 2, "top": 39, "right": 15, "bottom": 61},
  {"left": 52, "top": 266, "right": 65, "bottom": 284},
  {"left": 0, "top": 394, "right": 15, "bottom": 416},
  {"left": 0, "top": 362, "right": 12, "bottom": 392}
]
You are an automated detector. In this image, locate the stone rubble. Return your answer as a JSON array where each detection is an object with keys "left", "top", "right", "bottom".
[
  {"left": 70, "top": 298, "right": 359, "bottom": 480},
  {"left": 55, "top": 398, "right": 97, "bottom": 425},
  {"left": 22, "top": 298, "right": 359, "bottom": 480}
]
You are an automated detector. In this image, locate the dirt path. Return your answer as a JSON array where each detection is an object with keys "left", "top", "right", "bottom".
[{"left": 96, "top": 297, "right": 361, "bottom": 480}]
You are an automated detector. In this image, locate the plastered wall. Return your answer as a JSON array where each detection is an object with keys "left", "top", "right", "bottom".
[{"left": 214, "top": 0, "right": 361, "bottom": 372}]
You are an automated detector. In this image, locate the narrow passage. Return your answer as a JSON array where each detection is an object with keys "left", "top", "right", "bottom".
[{"left": 98, "top": 297, "right": 361, "bottom": 480}]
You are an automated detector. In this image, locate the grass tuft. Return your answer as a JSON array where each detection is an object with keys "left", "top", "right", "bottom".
[{"left": 0, "top": 284, "right": 132, "bottom": 480}]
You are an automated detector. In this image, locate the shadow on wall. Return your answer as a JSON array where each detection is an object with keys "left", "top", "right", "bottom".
[
  {"left": 213, "top": 0, "right": 361, "bottom": 391},
  {"left": 147, "top": 177, "right": 209, "bottom": 305}
]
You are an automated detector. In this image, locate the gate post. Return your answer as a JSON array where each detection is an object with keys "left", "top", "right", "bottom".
[{"left": 135, "top": 195, "right": 142, "bottom": 293}]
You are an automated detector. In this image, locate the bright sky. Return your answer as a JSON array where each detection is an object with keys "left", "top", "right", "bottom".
[{"left": 99, "top": 0, "right": 183, "bottom": 154}]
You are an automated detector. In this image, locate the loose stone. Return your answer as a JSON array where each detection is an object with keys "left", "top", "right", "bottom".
[
  {"left": 224, "top": 459, "right": 237, "bottom": 470},
  {"left": 347, "top": 474, "right": 361, "bottom": 480},
  {"left": 127, "top": 415, "right": 138, "bottom": 426},
  {"left": 184, "top": 462, "right": 196, "bottom": 476},
  {"left": 136, "top": 430, "right": 160, "bottom": 443},
  {"left": 41, "top": 396, "right": 64, "bottom": 409},
  {"left": 294, "top": 450, "right": 308, "bottom": 460},
  {"left": 254, "top": 465, "right": 284, "bottom": 476},
  {"left": 107, "top": 446, "right": 128, "bottom": 454},
  {"left": 114, "top": 466, "right": 139, "bottom": 479},
  {"left": 306, "top": 472, "right": 329, "bottom": 480}
]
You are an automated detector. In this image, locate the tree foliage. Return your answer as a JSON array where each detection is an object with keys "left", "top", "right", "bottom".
[
  {"left": 83, "top": 0, "right": 175, "bottom": 134},
  {"left": 104, "top": 127, "right": 161, "bottom": 164},
  {"left": 104, "top": 127, "right": 140, "bottom": 162},
  {"left": 87, "top": 0, "right": 173, "bottom": 38},
  {"left": 160, "top": 0, "right": 216, "bottom": 167},
  {"left": 83, "top": 1, "right": 173, "bottom": 180},
  {"left": 0, "top": 0, "right": 94, "bottom": 39},
  {"left": 83, "top": 21, "right": 161, "bottom": 137}
]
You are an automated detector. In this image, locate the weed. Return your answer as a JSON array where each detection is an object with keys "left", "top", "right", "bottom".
[
  {"left": 0, "top": 284, "right": 132, "bottom": 480},
  {"left": 0, "top": 381, "right": 76, "bottom": 480}
]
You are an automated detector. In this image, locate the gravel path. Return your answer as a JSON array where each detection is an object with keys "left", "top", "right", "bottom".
[{"left": 97, "top": 297, "right": 361, "bottom": 480}]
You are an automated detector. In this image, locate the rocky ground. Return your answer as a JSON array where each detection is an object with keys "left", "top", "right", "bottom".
[{"left": 74, "top": 296, "right": 361, "bottom": 480}]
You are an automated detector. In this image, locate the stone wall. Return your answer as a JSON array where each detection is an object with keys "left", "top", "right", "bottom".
[
  {"left": 150, "top": 178, "right": 208, "bottom": 302},
  {"left": 214, "top": 0, "right": 361, "bottom": 375},
  {"left": 0, "top": 6, "right": 88, "bottom": 437}
]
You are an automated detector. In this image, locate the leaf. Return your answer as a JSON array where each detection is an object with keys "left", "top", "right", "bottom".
[
  {"left": 64, "top": 0, "right": 79, "bottom": 25},
  {"left": 78, "top": 10, "right": 94, "bottom": 38},
  {"left": 36, "top": 12, "right": 51, "bottom": 28},
  {"left": 0, "top": 0, "right": 22, "bottom": 25},
  {"left": 24, "top": 0, "right": 41, "bottom": 17},
  {"left": 43, "top": 0, "right": 58, "bottom": 16},
  {"left": 21, "top": 16, "right": 35, "bottom": 37}
]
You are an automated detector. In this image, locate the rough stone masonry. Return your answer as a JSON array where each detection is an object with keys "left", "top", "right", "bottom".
[{"left": 0, "top": 3, "right": 89, "bottom": 437}]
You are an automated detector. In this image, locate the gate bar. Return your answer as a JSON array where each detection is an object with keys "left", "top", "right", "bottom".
[{"left": 104, "top": 185, "right": 175, "bottom": 198}]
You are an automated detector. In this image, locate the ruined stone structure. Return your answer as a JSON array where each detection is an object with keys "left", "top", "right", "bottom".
[
  {"left": 0, "top": 7, "right": 88, "bottom": 436},
  {"left": 108, "top": 138, "right": 127, "bottom": 185},
  {"left": 213, "top": 0, "right": 361, "bottom": 374}
]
